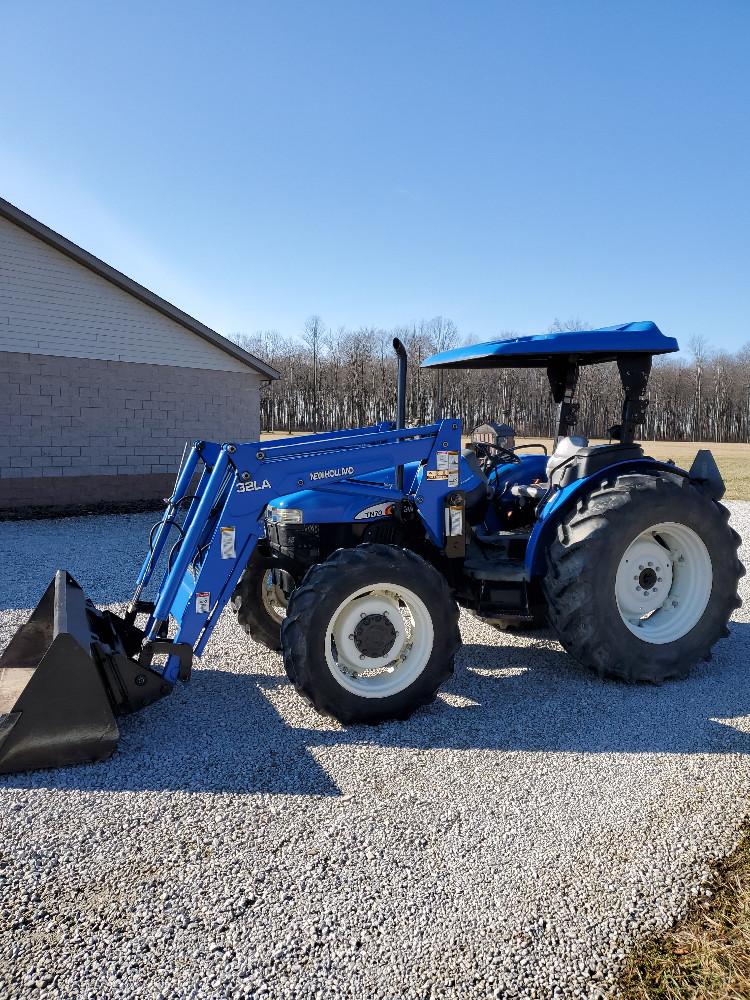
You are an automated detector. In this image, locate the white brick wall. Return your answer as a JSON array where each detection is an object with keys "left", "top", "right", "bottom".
[
  {"left": 0, "top": 352, "right": 261, "bottom": 483},
  {"left": 0, "top": 215, "right": 249, "bottom": 372}
]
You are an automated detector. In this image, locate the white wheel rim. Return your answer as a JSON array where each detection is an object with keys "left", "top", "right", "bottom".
[
  {"left": 615, "top": 521, "right": 712, "bottom": 644},
  {"left": 324, "top": 583, "right": 434, "bottom": 698},
  {"left": 261, "top": 569, "right": 291, "bottom": 625}
]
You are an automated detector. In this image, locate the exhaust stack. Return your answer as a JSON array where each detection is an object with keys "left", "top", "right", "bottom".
[{"left": 393, "top": 337, "right": 408, "bottom": 491}]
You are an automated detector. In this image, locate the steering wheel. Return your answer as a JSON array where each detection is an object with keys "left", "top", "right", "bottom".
[{"left": 473, "top": 441, "right": 522, "bottom": 474}]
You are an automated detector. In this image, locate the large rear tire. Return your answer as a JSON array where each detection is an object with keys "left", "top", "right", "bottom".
[
  {"left": 543, "top": 473, "right": 744, "bottom": 682},
  {"left": 282, "top": 544, "right": 461, "bottom": 724}
]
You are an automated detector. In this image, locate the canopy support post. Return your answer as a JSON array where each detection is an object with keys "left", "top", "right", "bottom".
[
  {"left": 614, "top": 353, "right": 652, "bottom": 444},
  {"left": 547, "top": 359, "right": 580, "bottom": 444}
]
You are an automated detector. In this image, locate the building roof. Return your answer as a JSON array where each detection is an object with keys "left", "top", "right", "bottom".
[{"left": 0, "top": 196, "right": 280, "bottom": 380}]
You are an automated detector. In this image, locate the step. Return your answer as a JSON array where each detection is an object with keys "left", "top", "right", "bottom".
[
  {"left": 477, "top": 612, "right": 535, "bottom": 625},
  {"left": 462, "top": 557, "right": 528, "bottom": 582},
  {"left": 472, "top": 527, "right": 530, "bottom": 548}
]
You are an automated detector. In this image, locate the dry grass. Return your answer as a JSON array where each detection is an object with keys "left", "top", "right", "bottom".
[
  {"left": 516, "top": 438, "right": 750, "bottom": 501},
  {"left": 618, "top": 826, "right": 750, "bottom": 1000},
  {"left": 261, "top": 432, "right": 750, "bottom": 500}
]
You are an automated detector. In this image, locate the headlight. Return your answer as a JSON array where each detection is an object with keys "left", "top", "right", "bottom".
[{"left": 266, "top": 506, "right": 304, "bottom": 525}]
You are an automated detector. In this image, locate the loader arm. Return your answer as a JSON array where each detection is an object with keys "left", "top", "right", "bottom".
[{"left": 137, "top": 420, "right": 463, "bottom": 683}]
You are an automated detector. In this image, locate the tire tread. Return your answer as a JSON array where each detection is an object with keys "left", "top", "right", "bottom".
[
  {"left": 282, "top": 544, "right": 461, "bottom": 724},
  {"left": 543, "top": 473, "right": 743, "bottom": 683}
]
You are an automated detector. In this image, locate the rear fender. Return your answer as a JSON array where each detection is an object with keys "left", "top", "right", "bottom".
[{"left": 524, "top": 458, "right": 689, "bottom": 577}]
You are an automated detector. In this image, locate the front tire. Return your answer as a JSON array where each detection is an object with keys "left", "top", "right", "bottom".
[
  {"left": 232, "top": 554, "right": 294, "bottom": 652},
  {"left": 543, "top": 474, "right": 744, "bottom": 682},
  {"left": 282, "top": 544, "right": 461, "bottom": 724}
]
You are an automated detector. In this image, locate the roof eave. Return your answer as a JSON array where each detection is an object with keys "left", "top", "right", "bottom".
[{"left": 0, "top": 197, "right": 280, "bottom": 381}]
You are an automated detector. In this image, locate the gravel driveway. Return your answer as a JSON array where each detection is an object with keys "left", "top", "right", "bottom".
[{"left": 1, "top": 505, "right": 748, "bottom": 1000}]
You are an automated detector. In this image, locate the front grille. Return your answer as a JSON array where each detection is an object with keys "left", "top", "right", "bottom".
[
  {"left": 268, "top": 523, "right": 321, "bottom": 564},
  {"left": 267, "top": 519, "right": 406, "bottom": 569}
]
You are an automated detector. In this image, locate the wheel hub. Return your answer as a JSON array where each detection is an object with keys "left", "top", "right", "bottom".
[
  {"left": 615, "top": 537, "right": 673, "bottom": 617},
  {"left": 352, "top": 613, "right": 398, "bottom": 658},
  {"left": 261, "top": 568, "right": 291, "bottom": 624},
  {"left": 326, "top": 587, "right": 434, "bottom": 697},
  {"left": 614, "top": 522, "right": 712, "bottom": 644}
]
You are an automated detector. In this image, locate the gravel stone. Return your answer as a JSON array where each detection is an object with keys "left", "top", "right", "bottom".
[{"left": 0, "top": 505, "right": 748, "bottom": 999}]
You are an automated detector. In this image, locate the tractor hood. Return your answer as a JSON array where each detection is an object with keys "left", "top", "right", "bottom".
[
  {"left": 421, "top": 321, "right": 679, "bottom": 369},
  {"left": 265, "top": 462, "right": 423, "bottom": 524}
]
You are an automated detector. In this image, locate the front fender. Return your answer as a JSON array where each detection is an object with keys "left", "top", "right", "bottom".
[{"left": 524, "top": 459, "right": 689, "bottom": 578}]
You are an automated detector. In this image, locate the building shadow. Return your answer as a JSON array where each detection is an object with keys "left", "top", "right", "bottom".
[{"left": 3, "top": 622, "right": 749, "bottom": 796}]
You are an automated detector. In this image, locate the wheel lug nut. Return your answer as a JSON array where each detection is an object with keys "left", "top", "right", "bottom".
[
  {"left": 657, "top": 577, "right": 662, "bottom": 582},
  {"left": 648, "top": 561, "right": 653, "bottom": 567},
  {"left": 639, "top": 565, "right": 644, "bottom": 570},
  {"left": 636, "top": 586, "right": 642, "bottom": 592},
  {"left": 348, "top": 634, "right": 355, "bottom": 640},
  {"left": 672, "top": 600, "right": 679, "bottom": 608}
]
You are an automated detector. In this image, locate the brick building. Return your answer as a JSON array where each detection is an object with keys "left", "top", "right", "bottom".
[{"left": 0, "top": 198, "right": 279, "bottom": 511}]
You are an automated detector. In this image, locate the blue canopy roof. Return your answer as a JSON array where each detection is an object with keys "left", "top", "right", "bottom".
[{"left": 421, "top": 321, "right": 679, "bottom": 369}]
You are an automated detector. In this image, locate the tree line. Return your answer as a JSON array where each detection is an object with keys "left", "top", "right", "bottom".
[{"left": 231, "top": 319, "right": 750, "bottom": 442}]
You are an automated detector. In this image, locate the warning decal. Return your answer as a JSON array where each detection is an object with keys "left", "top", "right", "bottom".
[
  {"left": 196, "top": 592, "right": 210, "bottom": 614},
  {"left": 437, "top": 450, "right": 460, "bottom": 472},
  {"left": 220, "top": 526, "right": 236, "bottom": 559}
]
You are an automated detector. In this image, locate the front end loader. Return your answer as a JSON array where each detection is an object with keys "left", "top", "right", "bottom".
[
  {"left": 0, "top": 409, "right": 466, "bottom": 771},
  {"left": 0, "top": 322, "right": 744, "bottom": 773}
]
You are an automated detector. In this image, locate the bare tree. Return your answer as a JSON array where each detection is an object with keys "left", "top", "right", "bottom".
[
  {"left": 228, "top": 322, "right": 750, "bottom": 443},
  {"left": 303, "top": 315, "right": 325, "bottom": 432},
  {"left": 550, "top": 317, "right": 589, "bottom": 333}
]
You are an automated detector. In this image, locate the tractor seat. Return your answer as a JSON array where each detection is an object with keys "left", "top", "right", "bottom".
[
  {"left": 509, "top": 436, "right": 590, "bottom": 498},
  {"left": 546, "top": 435, "right": 590, "bottom": 480}
]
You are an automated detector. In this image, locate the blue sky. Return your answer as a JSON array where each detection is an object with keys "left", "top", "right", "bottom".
[{"left": 2, "top": 1, "right": 748, "bottom": 352}]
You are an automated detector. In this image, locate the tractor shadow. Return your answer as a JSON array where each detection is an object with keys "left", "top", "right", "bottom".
[{"left": 4, "top": 622, "right": 750, "bottom": 797}]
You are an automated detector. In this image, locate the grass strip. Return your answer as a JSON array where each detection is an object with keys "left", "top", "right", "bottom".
[{"left": 619, "top": 822, "right": 750, "bottom": 1000}]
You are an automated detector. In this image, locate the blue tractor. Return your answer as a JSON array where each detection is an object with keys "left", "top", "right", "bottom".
[{"left": 0, "top": 322, "right": 743, "bottom": 772}]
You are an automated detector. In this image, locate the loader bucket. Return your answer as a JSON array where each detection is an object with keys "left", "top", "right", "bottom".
[{"left": 0, "top": 571, "right": 120, "bottom": 774}]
